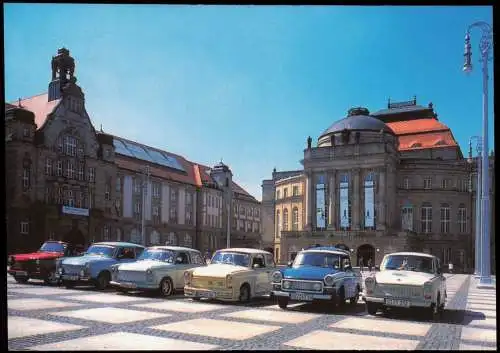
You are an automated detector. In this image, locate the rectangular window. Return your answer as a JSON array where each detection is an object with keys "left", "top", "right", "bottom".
[
  {"left": 424, "top": 178, "right": 432, "bottom": 190},
  {"left": 66, "top": 160, "right": 75, "bottom": 179},
  {"left": 20, "top": 221, "right": 29, "bottom": 235},
  {"left": 276, "top": 190, "right": 280, "bottom": 200},
  {"left": 292, "top": 185, "right": 299, "bottom": 196},
  {"left": 283, "top": 188, "right": 288, "bottom": 198},
  {"left": 65, "top": 190, "right": 74, "bottom": 207},
  {"left": 105, "top": 182, "right": 111, "bottom": 201},
  {"left": 441, "top": 179, "right": 449, "bottom": 189},
  {"left": 403, "top": 177, "right": 410, "bottom": 190},
  {"left": 23, "top": 127, "right": 30, "bottom": 137},
  {"left": 78, "top": 162, "right": 85, "bottom": 181},
  {"left": 57, "top": 187, "right": 63, "bottom": 204},
  {"left": 421, "top": 206, "right": 432, "bottom": 233},
  {"left": 170, "top": 188, "right": 177, "bottom": 202},
  {"left": 440, "top": 206, "right": 450, "bottom": 233},
  {"left": 116, "top": 177, "right": 122, "bottom": 193},
  {"left": 103, "top": 226, "right": 110, "bottom": 241},
  {"left": 56, "top": 160, "right": 63, "bottom": 176},
  {"left": 458, "top": 207, "right": 467, "bottom": 233},
  {"left": 45, "top": 158, "right": 53, "bottom": 176},
  {"left": 22, "top": 167, "right": 30, "bottom": 190},
  {"left": 64, "top": 136, "right": 77, "bottom": 156},
  {"left": 401, "top": 207, "right": 414, "bottom": 231},
  {"left": 153, "top": 183, "right": 160, "bottom": 198},
  {"left": 169, "top": 205, "right": 177, "bottom": 223},
  {"left": 88, "top": 167, "right": 95, "bottom": 183}
]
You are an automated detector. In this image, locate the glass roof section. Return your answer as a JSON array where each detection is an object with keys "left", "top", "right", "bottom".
[{"left": 113, "top": 137, "right": 185, "bottom": 172}]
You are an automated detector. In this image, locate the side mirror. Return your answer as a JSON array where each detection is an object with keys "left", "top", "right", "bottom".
[{"left": 287, "top": 261, "right": 293, "bottom": 267}]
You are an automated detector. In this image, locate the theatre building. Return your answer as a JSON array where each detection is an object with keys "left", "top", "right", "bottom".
[{"left": 262, "top": 99, "right": 495, "bottom": 272}]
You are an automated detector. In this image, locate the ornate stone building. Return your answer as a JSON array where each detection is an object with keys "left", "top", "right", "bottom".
[
  {"left": 262, "top": 100, "right": 495, "bottom": 272},
  {"left": 6, "top": 48, "right": 262, "bottom": 254}
]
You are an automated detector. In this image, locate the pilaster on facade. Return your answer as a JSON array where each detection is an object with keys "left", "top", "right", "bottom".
[
  {"left": 352, "top": 168, "right": 361, "bottom": 231},
  {"left": 327, "top": 171, "right": 336, "bottom": 229}
]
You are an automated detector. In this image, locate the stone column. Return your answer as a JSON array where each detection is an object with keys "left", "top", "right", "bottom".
[
  {"left": 377, "top": 168, "right": 386, "bottom": 230},
  {"left": 328, "top": 171, "right": 336, "bottom": 229},
  {"left": 304, "top": 171, "right": 312, "bottom": 230},
  {"left": 352, "top": 168, "right": 360, "bottom": 230},
  {"left": 309, "top": 172, "right": 315, "bottom": 230}
]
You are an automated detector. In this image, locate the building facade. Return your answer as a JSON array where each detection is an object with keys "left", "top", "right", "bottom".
[
  {"left": 262, "top": 100, "right": 495, "bottom": 273},
  {"left": 6, "top": 48, "right": 262, "bottom": 255}
]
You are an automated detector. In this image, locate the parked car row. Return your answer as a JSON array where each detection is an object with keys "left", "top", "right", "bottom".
[{"left": 8, "top": 242, "right": 447, "bottom": 318}]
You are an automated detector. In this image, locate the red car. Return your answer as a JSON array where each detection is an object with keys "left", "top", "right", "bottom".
[{"left": 8, "top": 241, "right": 84, "bottom": 285}]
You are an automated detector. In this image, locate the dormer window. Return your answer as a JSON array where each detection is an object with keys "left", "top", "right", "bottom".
[{"left": 435, "top": 140, "right": 447, "bottom": 146}]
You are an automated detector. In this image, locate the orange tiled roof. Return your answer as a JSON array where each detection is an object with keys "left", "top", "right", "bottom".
[
  {"left": 385, "top": 118, "right": 448, "bottom": 135},
  {"left": 398, "top": 131, "right": 457, "bottom": 150},
  {"left": 10, "top": 93, "right": 61, "bottom": 129}
]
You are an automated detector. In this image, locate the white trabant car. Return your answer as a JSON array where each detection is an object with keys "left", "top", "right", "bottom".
[
  {"left": 184, "top": 248, "right": 275, "bottom": 302},
  {"left": 110, "top": 246, "right": 206, "bottom": 297},
  {"left": 364, "top": 252, "right": 447, "bottom": 319}
]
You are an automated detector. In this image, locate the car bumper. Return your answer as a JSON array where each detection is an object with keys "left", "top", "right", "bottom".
[
  {"left": 59, "top": 274, "right": 92, "bottom": 283},
  {"left": 273, "top": 290, "right": 333, "bottom": 301},
  {"left": 110, "top": 280, "right": 158, "bottom": 290},
  {"left": 184, "top": 286, "right": 235, "bottom": 301},
  {"left": 364, "top": 296, "right": 432, "bottom": 308},
  {"left": 8, "top": 269, "right": 52, "bottom": 279}
]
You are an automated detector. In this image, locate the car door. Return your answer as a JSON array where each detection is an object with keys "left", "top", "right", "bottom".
[
  {"left": 251, "top": 254, "right": 269, "bottom": 295},
  {"left": 172, "top": 251, "right": 191, "bottom": 289},
  {"left": 263, "top": 254, "right": 276, "bottom": 293}
]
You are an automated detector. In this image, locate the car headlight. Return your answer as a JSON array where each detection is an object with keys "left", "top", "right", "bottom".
[
  {"left": 226, "top": 274, "right": 233, "bottom": 288},
  {"left": 423, "top": 281, "right": 432, "bottom": 292},
  {"left": 365, "top": 277, "right": 375, "bottom": 288},
  {"left": 272, "top": 271, "right": 282, "bottom": 283},
  {"left": 313, "top": 282, "right": 322, "bottom": 291},
  {"left": 111, "top": 266, "right": 118, "bottom": 273},
  {"left": 282, "top": 280, "right": 291, "bottom": 289},
  {"left": 324, "top": 275, "right": 334, "bottom": 287},
  {"left": 146, "top": 269, "right": 154, "bottom": 281},
  {"left": 184, "top": 271, "right": 192, "bottom": 285}
]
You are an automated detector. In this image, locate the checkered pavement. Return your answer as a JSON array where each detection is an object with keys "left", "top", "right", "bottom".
[{"left": 7, "top": 273, "right": 496, "bottom": 350}]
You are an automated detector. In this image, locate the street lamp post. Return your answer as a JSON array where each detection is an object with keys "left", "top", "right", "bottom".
[
  {"left": 463, "top": 21, "right": 494, "bottom": 287},
  {"left": 141, "top": 165, "right": 151, "bottom": 247},
  {"left": 468, "top": 137, "right": 482, "bottom": 278}
]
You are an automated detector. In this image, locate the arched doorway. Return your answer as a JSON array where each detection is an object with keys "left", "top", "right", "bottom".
[
  {"left": 62, "top": 228, "right": 86, "bottom": 247},
  {"left": 357, "top": 244, "right": 375, "bottom": 267},
  {"left": 334, "top": 243, "right": 350, "bottom": 252}
]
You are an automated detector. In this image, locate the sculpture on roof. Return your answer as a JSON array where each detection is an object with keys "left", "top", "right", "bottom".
[
  {"left": 307, "top": 136, "right": 312, "bottom": 149},
  {"left": 51, "top": 47, "right": 76, "bottom": 83}
]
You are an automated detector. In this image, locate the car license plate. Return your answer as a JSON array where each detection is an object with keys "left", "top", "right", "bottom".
[
  {"left": 63, "top": 275, "right": 79, "bottom": 281},
  {"left": 385, "top": 298, "right": 410, "bottom": 308},
  {"left": 291, "top": 292, "right": 314, "bottom": 301},
  {"left": 199, "top": 291, "right": 216, "bottom": 299},
  {"left": 121, "top": 282, "right": 137, "bottom": 289},
  {"left": 16, "top": 271, "right": 28, "bottom": 276}
]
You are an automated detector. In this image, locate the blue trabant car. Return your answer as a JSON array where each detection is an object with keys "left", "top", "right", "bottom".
[
  {"left": 272, "top": 246, "right": 362, "bottom": 309},
  {"left": 57, "top": 242, "right": 145, "bottom": 290}
]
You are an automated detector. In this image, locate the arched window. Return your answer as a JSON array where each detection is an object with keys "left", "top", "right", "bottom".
[
  {"left": 440, "top": 203, "right": 450, "bottom": 234},
  {"left": 364, "top": 172, "right": 375, "bottom": 229},
  {"left": 167, "top": 232, "right": 177, "bottom": 246},
  {"left": 276, "top": 210, "right": 281, "bottom": 238},
  {"left": 292, "top": 207, "right": 299, "bottom": 231},
  {"left": 283, "top": 209, "right": 289, "bottom": 231},
  {"left": 150, "top": 230, "right": 160, "bottom": 245}
]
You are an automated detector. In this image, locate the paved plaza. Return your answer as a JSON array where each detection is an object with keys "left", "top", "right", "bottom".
[{"left": 7, "top": 273, "right": 496, "bottom": 350}]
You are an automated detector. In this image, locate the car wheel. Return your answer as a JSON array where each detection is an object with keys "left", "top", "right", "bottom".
[
  {"left": 95, "top": 272, "right": 110, "bottom": 290},
  {"left": 277, "top": 297, "right": 289, "bottom": 309},
  {"left": 64, "top": 280, "right": 75, "bottom": 289},
  {"left": 44, "top": 271, "right": 59, "bottom": 286},
  {"left": 239, "top": 284, "right": 251, "bottom": 303},
  {"left": 160, "top": 277, "right": 174, "bottom": 297},
  {"left": 337, "top": 286, "right": 346, "bottom": 308},
  {"left": 14, "top": 276, "right": 29, "bottom": 284},
  {"left": 366, "top": 302, "right": 379, "bottom": 315},
  {"left": 349, "top": 285, "right": 360, "bottom": 305}
]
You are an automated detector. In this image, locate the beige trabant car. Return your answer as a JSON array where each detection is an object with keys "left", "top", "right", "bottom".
[
  {"left": 184, "top": 248, "right": 275, "bottom": 302},
  {"left": 364, "top": 252, "right": 447, "bottom": 319},
  {"left": 110, "top": 246, "right": 206, "bottom": 297}
]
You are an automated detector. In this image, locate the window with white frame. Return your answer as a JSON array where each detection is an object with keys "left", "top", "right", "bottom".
[
  {"left": 440, "top": 203, "right": 450, "bottom": 234},
  {"left": 134, "top": 202, "right": 141, "bottom": 216},
  {"left": 403, "top": 177, "right": 410, "bottom": 189},
  {"left": 441, "top": 178, "right": 449, "bottom": 189},
  {"left": 169, "top": 204, "right": 177, "bottom": 223},
  {"left": 103, "top": 225, "right": 110, "bottom": 241},
  {"left": 57, "top": 187, "right": 63, "bottom": 204},
  {"left": 153, "top": 182, "right": 160, "bottom": 198},
  {"left": 65, "top": 190, "right": 74, "bottom": 207},
  {"left": 421, "top": 203, "right": 432, "bottom": 233},
  {"left": 116, "top": 176, "right": 122, "bottom": 193},
  {"left": 292, "top": 207, "right": 299, "bottom": 231},
  {"left": 424, "top": 177, "right": 432, "bottom": 190},
  {"left": 56, "top": 160, "right": 63, "bottom": 176},
  {"left": 152, "top": 206, "right": 160, "bottom": 224},
  {"left": 66, "top": 160, "right": 75, "bottom": 179},
  {"left": 401, "top": 206, "right": 413, "bottom": 231},
  {"left": 458, "top": 204, "right": 467, "bottom": 233},
  {"left": 276, "top": 190, "right": 280, "bottom": 200},
  {"left": 78, "top": 161, "right": 85, "bottom": 181},
  {"left": 240, "top": 206, "right": 245, "bottom": 216},
  {"left": 64, "top": 136, "right": 77, "bottom": 156},
  {"left": 170, "top": 188, "right": 177, "bottom": 202},
  {"left": 45, "top": 158, "right": 53, "bottom": 176},
  {"left": 20, "top": 221, "right": 29, "bottom": 235},
  {"left": 283, "top": 188, "right": 288, "bottom": 198},
  {"left": 88, "top": 167, "right": 95, "bottom": 183},
  {"left": 283, "top": 208, "right": 289, "bottom": 231},
  {"left": 184, "top": 233, "right": 192, "bottom": 247},
  {"left": 22, "top": 167, "right": 30, "bottom": 190},
  {"left": 239, "top": 219, "right": 244, "bottom": 231},
  {"left": 292, "top": 185, "right": 299, "bottom": 196},
  {"left": 133, "top": 178, "right": 141, "bottom": 194},
  {"left": 167, "top": 232, "right": 177, "bottom": 246}
]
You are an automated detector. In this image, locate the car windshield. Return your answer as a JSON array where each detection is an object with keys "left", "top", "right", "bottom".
[
  {"left": 39, "top": 242, "right": 66, "bottom": 253},
  {"left": 293, "top": 252, "right": 342, "bottom": 268},
  {"left": 381, "top": 255, "right": 434, "bottom": 273},
  {"left": 85, "top": 245, "right": 115, "bottom": 257},
  {"left": 138, "top": 249, "right": 174, "bottom": 262},
  {"left": 211, "top": 251, "right": 250, "bottom": 267}
]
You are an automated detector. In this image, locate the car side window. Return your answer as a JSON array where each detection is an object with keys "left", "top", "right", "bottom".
[
  {"left": 252, "top": 254, "right": 265, "bottom": 268},
  {"left": 190, "top": 252, "right": 204, "bottom": 265},
  {"left": 176, "top": 252, "right": 189, "bottom": 264},
  {"left": 342, "top": 256, "right": 352, "bottom": 270},
  {"left": 264, "top": 254, "right": 275, "bottom": 268},
  {"left": 117, "top": 247, "right": 136, "bottom": 259},
  {"left": 135, "top": 247, "right": 144, "bottom": 258}
]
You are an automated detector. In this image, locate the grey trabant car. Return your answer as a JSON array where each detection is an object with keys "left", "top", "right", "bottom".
[{"left": 110, "top": 246, "right": 206, "bottom": 297}]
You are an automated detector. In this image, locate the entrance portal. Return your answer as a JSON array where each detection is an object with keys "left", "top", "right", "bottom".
[{"left": 357, "top": 244, "right": 375, "bottom": 267}]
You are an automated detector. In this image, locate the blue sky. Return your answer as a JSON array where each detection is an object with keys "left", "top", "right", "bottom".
[{"left": 5, "top": 5, "right": 494, "bottom": 200}]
